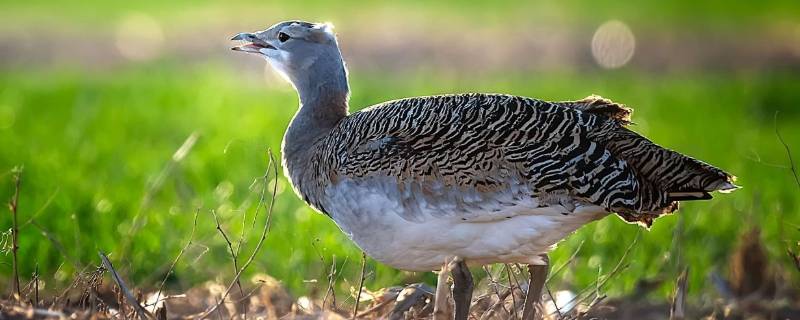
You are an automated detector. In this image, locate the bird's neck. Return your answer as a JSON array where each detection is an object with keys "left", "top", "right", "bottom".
[{"left": 281, "top": 58, "right": 349, "bottom": 178}]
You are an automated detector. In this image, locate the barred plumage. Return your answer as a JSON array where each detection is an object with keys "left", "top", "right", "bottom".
[
  {"left": 232, "top": 20, "right": 738, "bottom": 274},
  {"left": 295, "top": 93, "right": 736, "bottom": 228}
]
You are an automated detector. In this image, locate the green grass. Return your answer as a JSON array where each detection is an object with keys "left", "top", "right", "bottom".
[{"left": 1, "top": 62, "right": 798, "bottom": 299}]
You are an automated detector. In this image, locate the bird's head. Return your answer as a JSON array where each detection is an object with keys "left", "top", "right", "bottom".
[{"left": 231, "top": 20, "right": 344, "bottom": 87}]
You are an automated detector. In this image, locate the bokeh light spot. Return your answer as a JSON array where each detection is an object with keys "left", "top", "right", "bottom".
[
  {"left": 115, "top": 13, "right": 165, "bottom": 61},
  {"left": 591, "top": 20, "right": 636, "bottom": 69},
  {"left": 96, "top": 199, "right": 113, "bottom": 213}
]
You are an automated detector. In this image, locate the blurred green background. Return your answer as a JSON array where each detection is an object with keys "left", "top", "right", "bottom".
[{"left": 1, "top": 0, "right": 799, "bottom": 303}]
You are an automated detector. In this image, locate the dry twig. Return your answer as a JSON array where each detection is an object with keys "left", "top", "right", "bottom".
[
  {"left": 99, "top": 252, "right": 153, "bottom": 320},
  {"left": 478, "top": 288, "right": 512, "bottom": 320},
  {"left": 20, "top": 187, "right": 59, "bottom": 228},
  {"left": 29, "top": 219, "right": 81, "bottom": 269},
  {"left": 322, "top": 255, "right": 338, "bottom": 310},
  {"left": 670, "top": 267, "right": 689, "bottom": 320},
  {"left": 194, "top": 150, "right": 279, "bottom": 319},
  {"left": 8, "top": 167, "right": 22, "bottom": 299},
  {"left": 557, "top": 230, "right": 640, "bottom": 318},
  {"left": 547, "top": 240, "right": 584, "bottom": 283},
  {"left": 505, "top": 264, "right": 520, "bottom": 320},
  {"left": 482, "top": 265, "right": 512, "bottom": 317},
  {"left": 355, "top": 290, "right": 400, "bottom": 318},
  {"left": 545, "top": 285, "right": 563, "bottom": 318},
  {"left": 211, "top": 209, "right": 246, "bottom": 314},
  {"left": 33, "top": 263, "right": 39, "bottom": 307},
  {"left": 154, "top": 208, "right": 200, "bottom": 306},
  {"left": 353, "top": 251, "right": 368, "bottom": 319},
  {"left": 775, "top": 112, "right": 800, "bottom": 190}
]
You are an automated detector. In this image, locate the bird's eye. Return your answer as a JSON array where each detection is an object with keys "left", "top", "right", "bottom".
[{"left": 278, "top": 32, "right": 290, "bottom": 42}]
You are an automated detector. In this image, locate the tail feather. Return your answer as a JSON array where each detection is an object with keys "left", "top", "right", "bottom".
[
  {"left": 575, "top": 96, "right": 738, "bottom": 226},
  {"left": 606, "top": 127, "right": 736, "bottom": 194},
  {"left": 594, "top": 123, "right": 737, "bottom": 222}
]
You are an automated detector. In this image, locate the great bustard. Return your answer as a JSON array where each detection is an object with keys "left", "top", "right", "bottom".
[{"left": 231, "top": 21, "right": 738, "bottom": 319}]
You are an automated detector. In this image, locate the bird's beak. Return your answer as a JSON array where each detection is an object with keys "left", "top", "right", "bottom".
[{"left": 231, "top": 32, "right": 275, "bottom": 54}]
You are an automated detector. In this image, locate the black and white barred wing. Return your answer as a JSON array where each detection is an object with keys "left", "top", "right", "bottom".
[{"left": 327, "top": 93, "right": 736, "bottom": 226}]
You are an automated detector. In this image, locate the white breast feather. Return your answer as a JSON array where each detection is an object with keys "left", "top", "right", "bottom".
[{"left": 323, "top": 177, "right": 607, "bottom": 271}]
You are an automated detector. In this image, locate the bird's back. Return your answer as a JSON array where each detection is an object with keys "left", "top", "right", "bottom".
[{"left": 296, "top": 93, "right": 736, "bottom": 226}]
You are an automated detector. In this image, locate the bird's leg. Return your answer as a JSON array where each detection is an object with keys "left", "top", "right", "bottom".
[
  {"left": 521, "top": 254, "right": 550, "bottom": 320},
  {"left": 451, "top": 258, "right": 473, "bottom": 320}
]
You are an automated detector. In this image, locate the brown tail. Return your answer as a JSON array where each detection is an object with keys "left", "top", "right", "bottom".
[
  {"left": 607, "top": 127, "right": 738, "bottom": 203},
  {"left": 560, "top": 95, "right": 738, "bottom": 227},
  {"left": 564, "top": 95, "right": 739, "bottom": 200}
]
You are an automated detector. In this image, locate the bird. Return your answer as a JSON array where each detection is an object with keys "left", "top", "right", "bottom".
[{"left": 231, "top": 20, "right": 738, "bottom": 319}]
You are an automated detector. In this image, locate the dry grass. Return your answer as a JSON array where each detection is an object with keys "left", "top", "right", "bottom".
[{"left": 2, "top": 251, "right": 800, "bottom": 320}]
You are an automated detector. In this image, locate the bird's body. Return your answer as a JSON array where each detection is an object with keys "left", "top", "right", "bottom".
[
  {"left": 232, "top": 20, "right": 737, "bottom": 318},
  {"left": 283, "top": 93, "right": 735, "bottom": 270}
]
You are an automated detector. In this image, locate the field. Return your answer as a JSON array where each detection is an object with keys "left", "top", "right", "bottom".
[{"left": 1, "top": 1, "right": 799, "bottom": 319}]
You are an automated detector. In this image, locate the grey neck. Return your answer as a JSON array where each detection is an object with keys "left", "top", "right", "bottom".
[{"left": 281, "top": 53, "right": 349, "bottom": 165}]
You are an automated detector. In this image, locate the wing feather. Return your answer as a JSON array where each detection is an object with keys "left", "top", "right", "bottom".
[{"left": 302, "top": 93, "right": 733, "bottom": 226}]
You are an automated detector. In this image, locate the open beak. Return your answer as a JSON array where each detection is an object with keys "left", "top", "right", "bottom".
[{"left": 231, "top": 32, "right": 275, "bottom": 53}]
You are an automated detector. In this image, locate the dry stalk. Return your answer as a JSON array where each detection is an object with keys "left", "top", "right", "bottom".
[
  {"left": 775, "top": 114, "right": 800, "bottom": 275},
  {"left": 29, "top": 219, "right": 81, "bottom": 269},
  {"left": 310, "top": 239, "right": 330, "bottom": 309},
  {"left": 670, "top": 267, "right": 689, "bottom": 320},
  {"left": 99, "top": 252, "right": 152, "bottom": 320},
  {"left": 234, "top": 162, "right": 274, "bottom": 257},
  {"left": 556, "top": 230, "right": 640, "bottom": 318},
  {"left": 356, "top": 295, "right": 395, "bottom": 318},
  {"left": 194, "top": 150, "right": 279, "bottom": 320},
  {"left": 20, "top": 187, "right": 59, "bottom": 228},
  {"left": 545, "top": 285, "right": 563, "bottom": 318},
  {"left": 775, "top": 112, "right": 800, "bottom": 190},
  {"left": 506, "top": 263, "right": 530, "bottom": 319},
  {"left": 230, "top": 283, "right": 264, "bottom": 305},
  {"left": 8, "top": 167, "right": 22, "bottom": 299},
  {"left": 572, "top": 294, "right": 606, "bottom": 320},
  {"left": 230, "top": 151, "right": 284, "bottom": 319},
  {"left": 154, "top": 208, "right": 200, "bottom": 306},
  {"left": 33, "top": 263, "right": 39, "bottom": 307},
  {"left": 547, "top": 240, "right": 584, "bottom": 283},
  {"left": 504, "top": 264, "right": 520, "bottom": 320},
  {"left": 482, "top": 265, "right": 511, "bottom": 316},
  {"left": 211, "top": 209, "right": 246, "bottom": 314},
  {"left": 322, "top": 255, "right": 339, "bottom": 310},
  {"left": 53, "top": 265, "right": 91, "bottom": 307},
  {"left": 478, "top": 288, "right": 512, "bottom": 320},
  {"left": 352, "top": 251, "right": 367, "bottom": 319}
]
